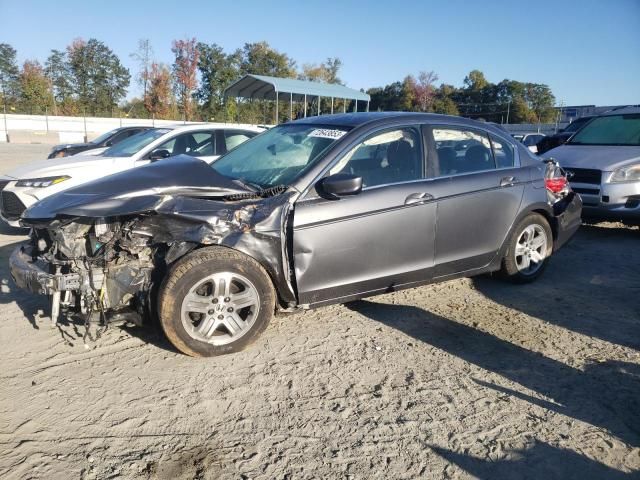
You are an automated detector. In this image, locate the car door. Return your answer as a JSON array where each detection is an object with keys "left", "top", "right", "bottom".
[
  {"left": 424, "top": 125, "right": 525, "bottom": 277},
  {"left": 292, "top": 125, "right": 437, "bottom": 306}
]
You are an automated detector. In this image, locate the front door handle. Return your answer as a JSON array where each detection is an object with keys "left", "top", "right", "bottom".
[
  {"left": 405, "top": 192, "right": 434, "bottom": 205},
  {"left": 500, "top": 176, "right": 517, "bottom": 187}
]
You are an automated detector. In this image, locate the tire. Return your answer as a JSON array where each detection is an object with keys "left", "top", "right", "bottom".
[
  {"left": 158, "top": 246, "right": 275, "bottom": 357},
  {"left": 500, "top": 213, "right": 553, "bottom": 283}
]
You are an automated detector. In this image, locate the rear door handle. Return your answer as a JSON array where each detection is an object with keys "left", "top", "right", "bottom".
[
  {"left": 405, "top": 192, "right": 434, "bottom": 205},
  {"left": 500, "top": 176, "right": 517, "bottom": 187}
]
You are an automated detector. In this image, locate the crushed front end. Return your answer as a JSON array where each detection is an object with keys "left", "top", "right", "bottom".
[{"left": 10, "top": 217, "right": 158, "bottom": 329}]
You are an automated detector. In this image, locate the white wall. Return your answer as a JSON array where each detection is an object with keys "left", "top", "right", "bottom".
[{"left": 0, "top": 114, "right": 260, "bottom": 144}]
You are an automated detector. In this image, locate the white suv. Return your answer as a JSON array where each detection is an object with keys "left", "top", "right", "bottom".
[{"left": 0, "top": 123, "right": 264, "bottom": 227}]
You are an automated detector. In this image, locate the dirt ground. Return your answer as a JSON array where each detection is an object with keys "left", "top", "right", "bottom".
[{"left": 0, "top": 144, "right": 639, "bottom": 479}]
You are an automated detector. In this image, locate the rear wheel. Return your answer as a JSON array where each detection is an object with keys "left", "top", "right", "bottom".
[
  {"left": 158, "top": 247, "right": 275, "bottom": 357},
  {"left": 500, "top": 213, "right": 552, "bottom": 283}
]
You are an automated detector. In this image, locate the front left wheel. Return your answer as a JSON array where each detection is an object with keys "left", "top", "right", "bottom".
[{"left": 158, "top": 247, "right": 276, "bottom": 357}]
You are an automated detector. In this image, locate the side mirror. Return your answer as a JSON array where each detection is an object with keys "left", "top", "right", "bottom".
[
  {"left": 319, "top": 173, "right": 363, "bottom": 198},
  {"left": 149, "top": 149, "right": 171, "bottom": 161}
]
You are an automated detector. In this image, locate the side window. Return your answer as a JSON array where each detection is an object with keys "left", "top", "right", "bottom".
[
  {"left": 109, "top": 131, "right": 130, "bottom": 145},
  {"left": 432, "top": 128, "right": 494, "bottom": 176},
  {"left": 154, "top": 132, "right": 213, "bottom": 157},
  {"left": 189, "top": 132, "right": 215, "bottom": 157},
  {"left": 329, "top": 127, "right": 422, "bottom": 188},
  {"left": 224, "top": 130, "right": 256, "bottom": 153},
  {"left": 490, "top": 134, "right": 515, "bottom": 168}
]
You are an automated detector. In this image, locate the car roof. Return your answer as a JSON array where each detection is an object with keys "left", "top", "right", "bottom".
[
  {"left": 289, "top": 112, "right": 511, "bottom": 136},
  {"left": 601, "top": 105, "right": 640, "bottom": 116},
  {"left": 165, "top": 123, "right": 265, "bottom": 132}
]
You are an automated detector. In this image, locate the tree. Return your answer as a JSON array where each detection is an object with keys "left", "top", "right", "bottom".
[
  {"left": 145, "top": 62, "right": 173, "bottom": 119},
  {"left": 196, "top": 42, "right": 240, "bottom": 120},
  {"left": 413, "top": 71, "right": 439, "bottom": 112},
  {"left": 0, "top": 43, "right": 20, "bottom": 103},
  {"left": 45, "top": 49, "right": 73, "bottom": 107},
  {"left": 299, "top": 57, "right": 343, "bottom": 84},
  {"left": 432, "top": 84, "right": 459, "bottom": 115},
  {"left": 239, "top": 41, "right": 296, "bottom": 77},
  {"left": 130, "top": 39, "right": 154, "bottom": 100},
  {"left": 171, "top": 38, "right": 199, "bottom": 120},
  {"left": 463, "top": 69, "right": 488, "bottom": 91},
  {"left": 66, "top": 38, "right": 130, "bottom": 114},
  {"left": 19, "top": 60, "right": 52, "bottom": 112}
]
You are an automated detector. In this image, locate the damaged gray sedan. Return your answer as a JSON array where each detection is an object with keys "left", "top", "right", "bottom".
[{"left": 10, "top": 113, "right": 582, "bottom": 356}]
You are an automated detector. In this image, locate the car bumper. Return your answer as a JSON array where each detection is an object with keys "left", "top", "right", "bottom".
[
  {"left": 9, "top": 243, "right": 80, "bottom": 295},
  {"left": 572, "top": 179, "right": 640, "bottom": 222},
  {"left": 552, "top": 191, "right": 582, "bottom": 251}
]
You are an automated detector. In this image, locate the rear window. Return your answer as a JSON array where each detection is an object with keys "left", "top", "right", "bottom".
[{"left": 568, "top": 114, "right": 640, "bottom": 146}]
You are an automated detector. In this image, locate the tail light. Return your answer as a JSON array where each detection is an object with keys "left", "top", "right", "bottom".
[{"left": 545, "top": 176, "right": 568, "bottom": 193}]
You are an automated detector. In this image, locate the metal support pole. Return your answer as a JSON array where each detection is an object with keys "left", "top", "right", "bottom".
[
  {"left": 275, "top": 90, "right": 279, "bottom": 124},
  {"left": 304, "top": 94, "right": 307, "bottom": 117},
  {"left": 354, "top": 100, "right": 357, "bottom": 112},
  {"left": 366, "top": 100, "right": 370, "bottom": 112},
  {"left": 290, "top": 92, "right": 293, "bottom": 120},
  {"left": 45, "top": 106, "right": 49, "bottom": 132},
  {"left": 3, "top": 102, "right": 9, "bottom": 143},
  {"left": 331, "top": 97, "right": 334, "bottom": 114},
  {"left": 83, "top": 109, "right": 87, "bottom": 143},
  {"left": 506, "top": 100, "right": 511, "bottom": 124},
  {"left": 318, "top": 96, "right": 321, "bottom": 116},
  {"left": 343, "top": 99, "right": 346, "bottom": 113}
]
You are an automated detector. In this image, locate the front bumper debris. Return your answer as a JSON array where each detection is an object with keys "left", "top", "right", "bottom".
[{"left": 9, "top": 243, "right": 80, "bottom": 295}]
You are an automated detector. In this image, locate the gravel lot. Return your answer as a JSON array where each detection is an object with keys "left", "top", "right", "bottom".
[{"left": 0, "top": 144, "right": 638, "bottom": 479}]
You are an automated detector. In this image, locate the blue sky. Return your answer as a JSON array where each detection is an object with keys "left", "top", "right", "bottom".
[{"left": 1, "top": 0, "right": 638, "bottom": 105}]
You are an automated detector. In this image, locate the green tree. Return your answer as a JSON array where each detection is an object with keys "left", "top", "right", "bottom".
[
  {"left": 299, "top": 57, "right": 343, "bottom": 84},
  {"left": 239, "top": 41, "right": 296, "bottom": 77},
  {"left": 196, "top": 42, "right": 240, "bottom": 121},
  {"left": 66, "top": 38, "right": 130, "bottom": 114},
  {"left": 19, "top": 60, "right": 52, "bottom": 112},
  {"left": 0, "top": 43, "right": 20, "bottom": 104},
  {"left": 45, "top": 49, "right": 76, "bottom": 115}
]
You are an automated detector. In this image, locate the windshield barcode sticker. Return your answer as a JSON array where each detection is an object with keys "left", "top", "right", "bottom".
[{"left": 309, "top": 129, "right": 346, "bottom": 140}]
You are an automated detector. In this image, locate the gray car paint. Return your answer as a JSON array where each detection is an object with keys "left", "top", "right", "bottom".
[{"left": 13, "top": 113, "right": 581, "bottom": 314}]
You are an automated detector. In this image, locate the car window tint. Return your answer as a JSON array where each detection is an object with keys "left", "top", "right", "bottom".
[
  {"left": 189, "top": 132, "right": 215, "bottom": 156},
  {"left": 330, "top": 127, "right": 422, "bottom": 188},
  {"left": 225, "top": 130, "right": 256, "bottom": 152},
  {"left": 432, "top": 128, "right": 494, "bottom": 176},
  {"left": 490, "top": 134, "right": 515, "bottom": 168},
  {"left": 155, "top": 132, "right": 213, "bottom": 157}
]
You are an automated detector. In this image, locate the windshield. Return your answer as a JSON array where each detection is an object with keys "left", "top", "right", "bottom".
[
  {"left": 568, "top": 114, "right": 640, "bottom": 146},
  {"left": 212, "top": 124, "right": 349, "bottom": 188},
  {"left": 103, "top": 128, "right": 171, "bottom": 157},
  {"left": 563, "top": 117, "right": 591, "bottom": 133},
  {"left": 91, "top": 128, "right": 119, "bottom": 145}
]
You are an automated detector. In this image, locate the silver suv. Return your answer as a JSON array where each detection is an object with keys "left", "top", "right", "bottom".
[{"left": 545, "top": 106, "right": 640, "bottom": 223}]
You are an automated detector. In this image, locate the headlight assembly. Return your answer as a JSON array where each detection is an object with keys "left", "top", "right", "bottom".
[
  {"left": 16, "top": 175, "right": 71, "bottom": 188},
  {"left": 609, "top": 164, "right": 640, "bottom": 183}
]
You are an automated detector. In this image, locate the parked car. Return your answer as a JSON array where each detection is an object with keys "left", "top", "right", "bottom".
[
  {"left": 544, "top": 106, "right": 640, "bottom": 224},
  {"left": 512, "top": 133, "right": 546, "bottom": 154},
  {"left": 0, "top": 124, "right": 264, "bottom": 226},
  {"left": 47, "top": 126, "right": 152, "bottom": 159},
  {"left": 536, "top": 116, "right": 594, "bottom": 155},
  {"left": 9, "top": 112, "right": 581, "bottom": 357}
]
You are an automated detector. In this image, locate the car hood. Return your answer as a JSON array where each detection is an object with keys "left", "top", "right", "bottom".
[
  {"left": 4, "top": 154, "right": 130, "bottom": 179},
  {"left": 22, "top": 155, "right": 254, "bottom": 221},
  {"left": 52, "top": 142, "right": 93, "bottom": 151},
  {"left": 545, "top": 145, "right": 640, "bottom": 171}
]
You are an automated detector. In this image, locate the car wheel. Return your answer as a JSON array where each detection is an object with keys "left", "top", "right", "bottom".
[
  {"left": 158, "top": 247, "right": 275, "bottom": 357},
  {"left": 500, "top": 213, "right": 553, "bottom": 283}
]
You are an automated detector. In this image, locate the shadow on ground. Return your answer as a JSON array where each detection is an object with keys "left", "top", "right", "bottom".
[
  {"left": 348, "top": 299, "right": 640, "bottom": 449},
  {"left": 474, "top": 224, "right": 640, "bottom": 351},
  {"left": 431, "top": 441, "right": 634, "bottom": 479}
]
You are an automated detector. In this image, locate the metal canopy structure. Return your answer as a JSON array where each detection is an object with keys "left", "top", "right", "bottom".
[{"left": 223, "top": 74, "right": 370, "bottom": 123}]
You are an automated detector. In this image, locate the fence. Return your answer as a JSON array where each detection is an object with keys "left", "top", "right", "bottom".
[{"left": 501, "top": 123, "right": 568, "bottom": 136}]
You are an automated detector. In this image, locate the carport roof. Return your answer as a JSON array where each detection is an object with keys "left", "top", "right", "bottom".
[{"left": 223, "top": 74, "right": 371, "bottom": 102}]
